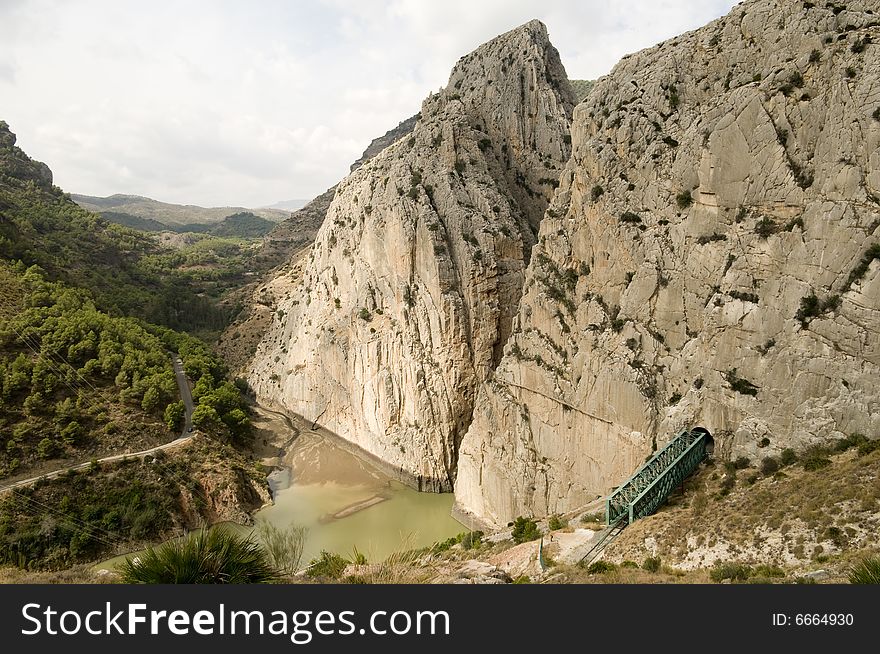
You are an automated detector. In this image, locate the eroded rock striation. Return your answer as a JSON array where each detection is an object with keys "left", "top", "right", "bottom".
[
  {"left": 250, "top": 20, "right": 575, "bottom": 490},
  {"left": 454, "top": 0, "right": 880, "bottom": 527}
]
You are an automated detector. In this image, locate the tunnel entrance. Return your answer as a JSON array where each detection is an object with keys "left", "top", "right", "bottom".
[{"left": 692, "top": 426, "right": 714, "bottom": 456}]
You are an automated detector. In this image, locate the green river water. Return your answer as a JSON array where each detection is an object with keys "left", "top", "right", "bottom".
[{"left": 98, "top": 416, "right": 463, "bottom": 571}]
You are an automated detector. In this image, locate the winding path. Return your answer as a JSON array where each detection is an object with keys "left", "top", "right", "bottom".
[{"left": 0, "top": 355, "right": 195, "bottom": 494}]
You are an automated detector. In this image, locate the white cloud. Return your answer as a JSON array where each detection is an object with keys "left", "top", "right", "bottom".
[{"left": 0, "top": 0, "right": 737, "bottom": 207}]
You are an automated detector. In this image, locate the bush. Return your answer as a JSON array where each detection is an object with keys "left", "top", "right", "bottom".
[
  {"left": 801, "top": 445, "right": 832, "bottom": 471},
  {"left": 725, "top": 369, "right": 759, "bottom": 396},
  {"left": 857, "top": 439, "right": 879, "bottom": 456},
  {"left": 754, "top": 216, "right": 778, "bottom": 238},
  {"left": 591, "top": 185, "right": 604, "bottom": 201},
  {"left": 307, "top": 550, "right": 349, "bottom": 579},
  {"left": 834, "top": 433, "right": 866, "bottom": 452},
  {"left": 164, "top": 401, "right": 186, "bottom": 431},
  {"left": 459, "top": 530, "right": 484, "bottom": 550},
  {"left": 843, "top": 244, "right": 880, "bottom": 291},
  {"left": 642, "top": 556, "right": 661, "bottom": 573},
  {"left": 874, "top": 107, "right": 880, "bottom": 122},
  {"left": 710, "top": 562, "right": 753, "bottom": 583},
  {"left": 760, "top": 457, "right": 780, "bottom": 476},
  {"left": 753, "top": 564, "right": 785, "bottom": 579},
  {"left": 620, "top": 211, "right": 642, "bottom": 224},
  {"left": 733, "top": 456, "right": 751, "bottom": 470},
  {"left": 780, "top": 448, "right": 797, "bottom": 466},
  {"left": 119, "top": 527, "right": 277, "bottom": 584},
  {"left": 849, "top": 557, "right": 880, "bottom": 584},
  {"left": 587, "top": 560, "right": 617, "bottom": 574},
  {"left": 676, "top": 190, "right": 693, "bottom": 209},
  {"left": 258, "top": 522, "right": 307, "bottom": 576},
  {"left": 511, "top": 517, "right": 541, "bottom": 544},
  {"left": 548, "top": 514, "right": 567, "bottom": 531},
  {"left": 719, "top": 474, "right": 736, "bottom": 495},
  {"left": 697, "top": 232, "right": 728, "bottom": 245}
]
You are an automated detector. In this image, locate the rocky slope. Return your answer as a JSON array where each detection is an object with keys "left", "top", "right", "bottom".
[
  {"left": 250, "top": 20, "right": 576, "bottom": 490},
  {"left": 454, "top": 0, "right": 880, "bottom": 527},
  {"left": 349, "top": 114, "right": 420, "bottom": 173}
]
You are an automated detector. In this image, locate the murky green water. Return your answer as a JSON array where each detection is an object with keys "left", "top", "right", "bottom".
[
  {"left": 97, "top": 420, "right": 463, "bottom": 572},
  {"left": 256, "top": 431, "right": 463, "bottom": 565}
]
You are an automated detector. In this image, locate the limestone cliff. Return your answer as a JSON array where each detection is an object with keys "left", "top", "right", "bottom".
[
  {"left": 454, "top": 0, "right": 880, "bottom": 527},
  {"left": 250, "top": 20, "right": 575, "bottom": 490}
]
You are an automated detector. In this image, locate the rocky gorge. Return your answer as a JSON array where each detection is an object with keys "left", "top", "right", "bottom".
[{"left": 249, "top": 0, "right": 880, "bottom": 529}]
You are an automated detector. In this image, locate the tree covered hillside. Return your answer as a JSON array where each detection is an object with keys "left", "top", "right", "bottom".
[
  {"left": 0, "top": 261, "right": 251, "bottom": 481},
  {"left": 0, "top": 120, "right": 228, "bottom": 333}
]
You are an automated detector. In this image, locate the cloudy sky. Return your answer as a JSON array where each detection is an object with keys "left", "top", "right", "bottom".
[{"left": 1, "top": 0, "right": 737, "bottom": 208}]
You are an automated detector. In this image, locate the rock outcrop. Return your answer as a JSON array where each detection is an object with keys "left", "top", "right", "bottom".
[
  {"left": 0, "top": 121, "right": 53, "bottom": 189},
  {"left": 454, "top": 0, "right": 880, "bottom": 527},
  {"left": 250, "top": 20, "right": 575, "bottom": 490},
  {"left": 349, "top": 114, "right": 419, "bottom": 173}
]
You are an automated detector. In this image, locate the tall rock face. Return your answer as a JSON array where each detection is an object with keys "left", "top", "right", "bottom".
[
  {"left": 250, "top": 20, "right": 575, "bottom": 490},
  {"left": 455, "top": 0, "right": 880, "bottom": 527}
]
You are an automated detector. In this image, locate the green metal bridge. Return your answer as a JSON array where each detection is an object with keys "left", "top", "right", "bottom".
[{"left": 580, "top": 427, "right": 712, "bottom": 566}]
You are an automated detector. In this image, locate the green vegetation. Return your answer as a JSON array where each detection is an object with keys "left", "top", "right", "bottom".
[
  {"left": 432, "top": 530, "right": 484, "bottom": 553},
  {"left": 851, "top": 35, "right": 871, "bottom": 54},
  {"left": 586, "top": 560, "right": 616, "bottom": 574},
  {"left": 590, "top": 185, "right": 604, "bottom": 202},
  {"left": 709, "top": 561, "right": 752, "bottom": 582},
  {"left": 761, "top": 457, "right": 780, "bottom": 476},
  {"left": 258, "top": 522, "right": 307, "bottom": 575},
  {"left": 0, "top": 263, "right": 179, "bottom": 476},
  {"left": 511, "top": 516, "right": 541, "bottom": 544},
  {"left": 724, "top": 368, "right": 759, "bottom": 396},
  {"left": 728, "top": 289, "right": 759, "bottom": 303},
  {"left": 754, "top": 216, "right": 778, "bottom": 238},
  {"left": 843, "top": 244, "right": 880, "bottom": 292},
  {"left": 0, "top": 436, "right": 260, "bottom": 570},
  {"left": 642, "top": 556, "right": 661, "bottom": 573},
  {"left": 697, "top": 232, "right": 726, "bottom": 245},
  {"left": 849, "top": 557, "right": 880, "bottom": 584},
  {"left": 620, "top": 211, "right": 642, "bottom": 224},
  {"left": 676, "top": 191, "right": 692, "bottom": 209},
  {"left": 119, "top": 527, "right": 277, "bottom": 584},
  {"left": 307, "top": 550, "right": 349, "bottom": 580},
  {"left": 796, "top": 292, "right": 842, "bottom": 327},
  {"left": 0, "top": 166, "right": 228, "bottom": 334},
  {"left": 801, "top": 445, "right": 832, "bottom": 471},
  {"left": 548, "top": 514, "right": 567, "bottom": 530}
]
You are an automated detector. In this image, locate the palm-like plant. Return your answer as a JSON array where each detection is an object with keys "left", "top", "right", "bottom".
[
  {"left": 119, "top": 527, "right": 278, "bottom": 584},
  {"left": 849, "top": 557, "right": 880, "bottom": 584}
]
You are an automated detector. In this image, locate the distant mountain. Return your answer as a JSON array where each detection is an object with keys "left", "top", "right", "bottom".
[
  {"left": 187, "top": 212, "right": 277, "bottom": 238},
  {"left": 569, "top": 79, "right": 595, "bottom": 102},
  {"left": 71, "top": 193, "right": 288, "bottom": 227},
  {"left": 261, "top": 198, "right": 310, "bottom": 211},
  {"left": 99, "top": 210, "right": 170, "bottom": 232},
  {"left": 97, "top": 208, "right": 277, "bottom": 239}
]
